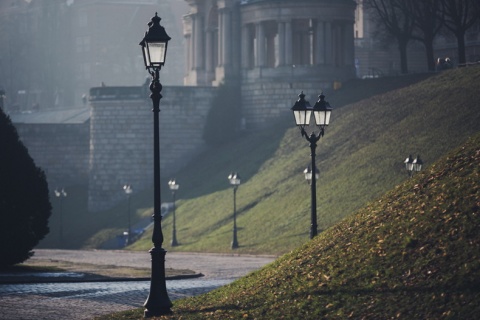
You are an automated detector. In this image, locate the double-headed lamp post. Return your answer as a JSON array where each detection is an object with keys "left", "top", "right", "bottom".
[
  {"left": 404, "top": 154, "right": 423, "bottom": 177},
  {"left": 291, "top": 92, "right": 332, "bottom": 239},
  {"left": 123, "top": 185, "right": 133, "bottom": 245},
  {"left": 228, "top": 172, "right": 241, "bottom": 249},
  {"left": 168, "top": 179, "right": 179, "bottom": 247},
  {"left": 139, "top": 12, "right": 172, "bottom": 317}
]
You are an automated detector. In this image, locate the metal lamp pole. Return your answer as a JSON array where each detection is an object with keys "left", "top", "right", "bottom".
[
  {"left": 228, "top": 172, "right": 241, "bottom": 249},
  {"left": 123, "top": 185, "right": 133, "bottom": 245},
  {"left": 291, "top": 92, "right": 332, "bottom": 239},
  {"left": 168, "top": 179, "right": 179, "bottom": 247},
  {"left": 140, "top": 12, "right": 172, "bottom": 317},
  {"left": 54, "top": 188, "right": 67, "bottom": 247}
]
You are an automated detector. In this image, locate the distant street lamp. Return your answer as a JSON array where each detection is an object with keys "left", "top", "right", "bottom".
[
  {"left": 291, "top": 92, "right": 332, "bottom": 239},
  {"left": 228, "top": 172, "right": 241, "bottom": 249},
  {"left": 54, "top": 188, "right": 67, "bottom": 247},
  {"left": 123, "top": 185, "right": 133, "bottom": 245},
  {"left": 139, "top": 12, "right": 172, "bottom": 317},
  {"left": 168, "top": 179, "right": 179, "bottom": 247},
  {"left": 0, "top": 89, "right": 5, "bottom": 110},
  {"left": 404, "top": 154, "right": 423, "bottom": 177}
]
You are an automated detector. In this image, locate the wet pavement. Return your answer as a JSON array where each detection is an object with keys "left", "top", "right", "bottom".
[{"left": 0, "top": 250, "right": 276, "bottom": 320}]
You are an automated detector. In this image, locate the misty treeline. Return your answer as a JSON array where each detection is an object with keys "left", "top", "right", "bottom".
[{"left": 364, "top": 0, "right": 480, "bottom": 73}]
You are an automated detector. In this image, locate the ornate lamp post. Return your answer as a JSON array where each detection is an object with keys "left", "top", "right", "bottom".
[
  {"left": 404, "top": 154, "right": 423, "bottom": 177},
  {"left": 168, "top": 179, "right": 179, "bottom": 247},
  {"left": 54, "top": 188, "right": 67, "bottom": 247},
  {"left": 228, "top": 172, "right": 241, "bottom": 249},
  {"left": 123, "top": 185, "right": 133, "bottom": 245},
  {"left": 139, "top": 12, "right": 172, "bottom": 317},
  {"left": 291, "top": 92, "right": 332, "bottom": 239}
]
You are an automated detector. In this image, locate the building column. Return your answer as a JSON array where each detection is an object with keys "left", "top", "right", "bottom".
[
  {"left": 315, "top": 20, "right": 325, "bottom": 65},
  {"left": 285, "top": 20, "right": 292, "bottom": 66},
  {"left": 255, "top": 22, "right": 265, "bottom": 67},
  {"left": 223, "top": 9, "right": 231, "bottom": 67},
  {"left": 241, "top": 24, "right": 249, "bottom": 69},
  {"left": 278, "top": 21, "right": 285, "bottom": 66},
  {"left": 206, "top": 29, "right": 214, "bottom": 73},
  {"left": 194, "top": 14, "right": 204, "bottom": 70},
  {"left": 344, "top": 22, "right": 354, "bottom": 67},
  {"left": 218, "top": 8, "right": 224, "bottom": 67},
  {"left": 324, "top": 21, "right": 332, "bottom": 65}
]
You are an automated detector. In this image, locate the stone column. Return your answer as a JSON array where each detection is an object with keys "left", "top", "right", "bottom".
[
  {"left": 344, "top": 22, "right": 354, "bottom": 67},
  {"left": 194, "top": 14, "right": 204, "bottom": 70},
  {"left": 278, "top": 21, "right": 285, "bottom": 66},
  {"left": 324, "top": 21, "right": 332, "bottom": 65},
  {"left": 206, "top": 29, "right": 214, "bottom": 73},
  {"left": 218, "top": 8, "right": 224, "bottom": 66},
  {"left": 315, "top": 20, "right": 325, "bottom": 65},
  {"left": 223, "top": 8, "right": 231, "bottom": 67},
  {"left": 285, "top": 20, "right": 292, "bottom": 65},
  {"left": 256, "top": 22, "right": 265, "bottom": 67},
  {"left": 241, "top": 24, "right": 249, "bottom": 68}
]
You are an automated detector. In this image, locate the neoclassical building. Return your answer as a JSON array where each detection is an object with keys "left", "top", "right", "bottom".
[{"left": 183, "top": 0, "right": 357, "bottom": 128}]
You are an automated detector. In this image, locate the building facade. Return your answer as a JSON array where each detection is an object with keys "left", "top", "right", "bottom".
[{"left": 182, "top": 0, "right": 357, "bottom": 129}]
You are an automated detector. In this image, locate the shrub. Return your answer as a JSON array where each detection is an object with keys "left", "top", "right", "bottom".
[{"left": 0, "top": 108, "right": 51, "bottom": 267}]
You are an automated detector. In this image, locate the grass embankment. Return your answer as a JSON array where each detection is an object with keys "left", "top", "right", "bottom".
[
  {"left": 40, "top": 67, "right": 480, "bottom": 254},
  {"left": 98, "top": 129, "right": 480, "bottom": 319},
  {"left": 130, "top": 67, "right": 480, "bottom": 254}
]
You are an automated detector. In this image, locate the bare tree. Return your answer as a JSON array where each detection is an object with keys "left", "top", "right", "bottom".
[
  {"left": 441, "top": 0, "right": 480, "bottom": 65},
  {"left": 364, "top": 0, "right": 415, "bottom": 74},
  {"left": 407, "top": 0, "right": 444, "bottom": 71}
]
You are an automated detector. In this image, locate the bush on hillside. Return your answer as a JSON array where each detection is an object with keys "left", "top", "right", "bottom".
[
  {"left": 0, "top": 108, "right": 52, "bottom": 267},
  {"left": 203, "top": 81, "right": 242, "bottom": 146}
]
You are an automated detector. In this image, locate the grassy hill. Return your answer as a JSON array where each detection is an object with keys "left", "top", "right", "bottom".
[
  {"left": 127, "top": 66, "right": 480, "bottom": 255},
  {"left": 39, "top": 67, "right": 480, "bottom": 253},
  {"left": 101, "top": 127, "right": 480, "bottom": 319}
]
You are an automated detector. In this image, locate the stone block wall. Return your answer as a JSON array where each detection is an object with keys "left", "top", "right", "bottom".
[
  {"left": 14, "top": 123, "right": 90, "bottom": 189},
  {"left": 88, "top": 85, "right": 216, "bottom": 212}
]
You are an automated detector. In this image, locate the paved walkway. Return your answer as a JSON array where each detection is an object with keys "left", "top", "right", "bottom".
[{"left": 0, "top": 249, "right": 276, "bottom": 320}]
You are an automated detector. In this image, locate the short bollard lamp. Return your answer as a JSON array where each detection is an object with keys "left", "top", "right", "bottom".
[
  {"left": 228, "top": 172, "right": 241, "bottom": 249},
  {"left": 54, "top": 188, "right": 67, "bottom": 247},
  {"left": 292, "top": 92, "right": 332, "bottom": 239},
  {"left": 168, "top": 179, "right": 179, "bottom": 247},
  {"left": 123, "top": 185, "right": 133, "bottom": 245},
  {"left": 140, "top": 12, "right": 172, "bottom": 317}
]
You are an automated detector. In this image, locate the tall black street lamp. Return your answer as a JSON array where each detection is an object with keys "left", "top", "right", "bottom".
[
  {"left": 139, "top": 12, "right": 172, "bottom": 317},
  {"left": 168, "top": 179, "right": 179, "bottom": 247},
  {"left": 228, "top": 172, "right": 241, "bottom": 249},
  {"left": 123, "top": 185, "right": 133, "bottom": 245},
  {"left": 404, "top": 154, "right": 423, "bottom": 177},
  {"left": 54, "top": 188, "right": 67, "bottom": 247},
  {"left": 291, "top": 92, "right": 332, "bottom": 239}
]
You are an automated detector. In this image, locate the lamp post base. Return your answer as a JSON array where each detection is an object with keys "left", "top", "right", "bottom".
[{"left": 144, "top": 247, "right": 172, "bottom": 317}]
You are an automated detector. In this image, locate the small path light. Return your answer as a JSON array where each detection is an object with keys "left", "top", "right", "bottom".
[
  {"left": 228, "top": 172, "right": 241, "bottom": 249},
  {"left": 123, "top": 185, "right": 133, "bottom": 245},
  {"left": 168, "top": 179, "right": 179, "bottom": 247},
  {"left": 54, "top": 188, "right": 67, "bottom": 248},
  {"left": 291, "top": 92, "right": 332, "bottom": 239}
]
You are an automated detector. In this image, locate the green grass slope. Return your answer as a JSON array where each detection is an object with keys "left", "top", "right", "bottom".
[
  {"left": 129, "top": 66, "right": 480, "bottom": 255},
  {"left": 104, "top": 130, "right": 480, "bottom": 319}
]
